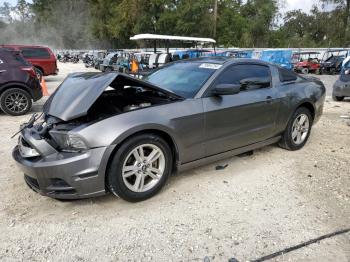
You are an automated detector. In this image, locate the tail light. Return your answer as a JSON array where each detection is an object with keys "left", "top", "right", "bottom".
[{"left": 21, "top": 66, "right": 37, "bottom": 78}]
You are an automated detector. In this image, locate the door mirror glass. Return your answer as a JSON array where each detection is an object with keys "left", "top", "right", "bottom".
[{"left": 212, "top": 84, "right": 240, "bottom": 96}]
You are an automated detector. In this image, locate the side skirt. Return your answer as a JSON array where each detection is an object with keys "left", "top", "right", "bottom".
[{"left": 177, "top": 136, "right": 281, "bottom": 172}]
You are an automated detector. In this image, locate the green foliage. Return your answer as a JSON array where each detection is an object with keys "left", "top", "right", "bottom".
[{"left": 1, "top": 0, "right": 350, "bottom": 49}]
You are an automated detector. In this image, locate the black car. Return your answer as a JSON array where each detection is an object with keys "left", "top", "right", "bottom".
[
  {"left": 0, "top": 49, "right": 42, "bottom": 116},
  {"left": 332, "top": 64, "right": 350, "bottom": 101},
  {"left": 320, "top": 55, "right": 345, "bottom": 75}
]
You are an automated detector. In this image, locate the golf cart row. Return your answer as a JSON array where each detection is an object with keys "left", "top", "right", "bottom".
[
  {"left": 292, "top": 49, "right": 350, "bottom": 75},
  {"left": 95, "top": 34, "right": 297, "bottom": 75},
  {"left": 82, "top": 34, "right": 350, "bottom": 76}
]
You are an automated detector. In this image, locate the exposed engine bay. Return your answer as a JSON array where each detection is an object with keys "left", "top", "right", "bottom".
[
  {"left": 87, "top": 85, "right": 174, "bottom": 122},
  {"left": 37, "top": 85, "right": 177, "bottom": 137}
]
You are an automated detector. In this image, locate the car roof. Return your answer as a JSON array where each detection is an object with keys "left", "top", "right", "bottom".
[
  {"left": 0, "top": 44, "right": 50, "bottom": 49},
  {"left": 176, "top": 56, "right": 231, "bottom": 64},
  {"left": 171, "top": 57, "right": 274, "bottom": 67},
  {"left": 227, "top": 58, "right": 274, "bottom": 67}
]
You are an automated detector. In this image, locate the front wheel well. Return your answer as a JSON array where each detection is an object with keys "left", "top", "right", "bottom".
[
  {"left": 105, "top": 129, "right": 179, "bottom": 184},
  {"left": 297, "top": 102, "right": 315, "bottom": 120}
]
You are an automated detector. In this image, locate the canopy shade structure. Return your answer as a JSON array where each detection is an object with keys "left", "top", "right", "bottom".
[{"left": 130, "top": 34, "right": 216, "bottom": 44}]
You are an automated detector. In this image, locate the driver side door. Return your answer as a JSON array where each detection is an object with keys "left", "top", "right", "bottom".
[{"left": 202, "top": 63, "right": 279, "bottom": 157}]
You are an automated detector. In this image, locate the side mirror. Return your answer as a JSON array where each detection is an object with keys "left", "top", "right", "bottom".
[{"left": 211, "top": 84, "right": 241, "bottom": 96}]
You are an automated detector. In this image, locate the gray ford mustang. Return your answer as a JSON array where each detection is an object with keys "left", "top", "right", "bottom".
[{"left": 13, "top": 57, "right": 325, "bottom": 202}]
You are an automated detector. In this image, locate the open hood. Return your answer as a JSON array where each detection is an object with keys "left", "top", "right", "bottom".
[{"left": 43, "top": 72, "right": 183, "bottom": 121}]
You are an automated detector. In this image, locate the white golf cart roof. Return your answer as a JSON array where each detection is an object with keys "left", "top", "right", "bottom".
[{"left": 130, "top": 34, "right": 216, "bottom": 43}]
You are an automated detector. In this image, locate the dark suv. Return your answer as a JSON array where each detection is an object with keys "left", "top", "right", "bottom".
[{"left": 0, "top": 49, "right": 42, "bottom": 116}]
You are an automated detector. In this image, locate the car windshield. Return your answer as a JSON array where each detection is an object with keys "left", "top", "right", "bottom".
[{"left": 143, "top": 62, "right": 219, "bottom": 98}]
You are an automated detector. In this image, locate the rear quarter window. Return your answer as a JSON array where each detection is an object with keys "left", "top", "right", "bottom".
[
  {"left": 0, "top": 51, "right": 30, "bottom": 66},
  {"left": 20, "top": 47, "right": 50, "bottom": 59},
  {"left": 278, "top": 67, "right": 298, "bottom": 82},
  {"left": 13, "top": 53, "right": 30, "bottom": 65}
]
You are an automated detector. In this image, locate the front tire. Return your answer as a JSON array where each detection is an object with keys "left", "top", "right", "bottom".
[
  {"left": 279, "top": 107, "right": 313, "bottom": 151},
  {"left": 104, "top": 67, "right": 112, "bottom": 72},
  {"left": 0, "top": 88, "right": 32, "bottom": 116},
  {"left": 332, "top": 95, "right": 344, "bottom": 101},
  {"left": 107, "top": 134, "right": 173, "bottom": 202}
]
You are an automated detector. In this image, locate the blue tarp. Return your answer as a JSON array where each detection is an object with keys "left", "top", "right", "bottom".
[
  {"left": 172, "top": 50, "right": 212, "bottom": 59},
  {"left": 261, "top": 49, "right": 293, "bottom": 69}
]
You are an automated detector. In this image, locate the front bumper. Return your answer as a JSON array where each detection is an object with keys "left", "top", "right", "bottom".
[
  {"left": 13, "top": 142, "right": 107, "bottom": 199},
  {"left": 333, "top": 80, "right": 350, "bottom": 97},
  {"left": 321, "top": 65, "right": 338, "bottom": 73}
]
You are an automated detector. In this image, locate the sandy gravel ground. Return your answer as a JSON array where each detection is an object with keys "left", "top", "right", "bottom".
[{"left": 0, "top": 62, "right": 349, "bottom": 262}]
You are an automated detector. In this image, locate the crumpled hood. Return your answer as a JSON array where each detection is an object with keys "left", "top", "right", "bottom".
[{"left": 43, "top": 72, "right": 182, "bottom": 121}]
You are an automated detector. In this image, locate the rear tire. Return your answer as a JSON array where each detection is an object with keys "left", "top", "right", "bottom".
[
  {"left": 301, "top": 68, "right": 309, "bottom": 74},
  {"left": 332, "top": 95, "right": 344, "bottom": 101},
  {"left": 107, "top": 133, "right": 173, "bottom": 202},
  {"left": 279, "top": 107, "right": 313, "bottom": 151},
  {"left": 0, "top": 88, "right": 32, "bottom": 116}
]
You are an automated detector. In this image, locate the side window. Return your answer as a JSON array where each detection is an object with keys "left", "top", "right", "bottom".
[
  {"left": 13, "top": 53, "right": 30, "bottom": 65},
  {"left": 279, "top": 67, "right": 298, "bottom": 82},
  {"left": 20, "top": 48, "right": 50, "bottom": 59},
  {"left": 215, "top": 64, "right": 271, "bottom": 91}
]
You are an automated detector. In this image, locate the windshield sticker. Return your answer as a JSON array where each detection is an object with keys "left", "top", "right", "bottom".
[{"left": 199, "top": 63, "right": 222, "bottom": 70}]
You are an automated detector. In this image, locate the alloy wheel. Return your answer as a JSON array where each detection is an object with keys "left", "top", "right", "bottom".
[
  {"left": 122, "top": 144, "right": 165, "bottom": 193},
  {"left": 4, "top": 92, "right": 29, "bottom": 114},
  {"left": 291, "top": 113, "right": 310, "bottom": 145}
]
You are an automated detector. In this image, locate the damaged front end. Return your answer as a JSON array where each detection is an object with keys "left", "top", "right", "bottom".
[
  {"left": 13, "top": 72, "right": 183, "bottom": 199},
  {"left": 12, "top": 117, "right": 107, "bottom": 199}
]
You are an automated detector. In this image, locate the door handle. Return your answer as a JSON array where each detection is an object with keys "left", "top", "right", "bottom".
[
  {"left": 266, "top": 96, "right": 273, "bottom": 103},
  {"left": 0, "top": 70, "right": 6, "bottom": 73}
]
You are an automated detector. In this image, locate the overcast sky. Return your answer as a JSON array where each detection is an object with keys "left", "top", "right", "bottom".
[
  {"left": 0, "top": 0, "right": 328, "bottom": 14},
  {"left": 282, "top": 0, "right": 320, "bottom": 13}
]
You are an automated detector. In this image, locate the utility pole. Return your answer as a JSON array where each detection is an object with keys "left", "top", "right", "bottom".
[{"left": 213, "top": 0, "right": 218, "bottom": 39}]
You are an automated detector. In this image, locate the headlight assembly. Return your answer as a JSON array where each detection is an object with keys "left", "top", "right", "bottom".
[{"left": 49, "top": 131, "right": 88, "bottom": 152}]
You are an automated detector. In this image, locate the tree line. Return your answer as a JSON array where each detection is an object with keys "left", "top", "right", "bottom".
[{"left": 0, "top": 0, "right": 349, "bottom": 49}]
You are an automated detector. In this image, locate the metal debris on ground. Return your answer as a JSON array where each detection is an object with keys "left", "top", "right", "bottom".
[{"left": 215, "top": 164, "right": 228, "bottom": 170}]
